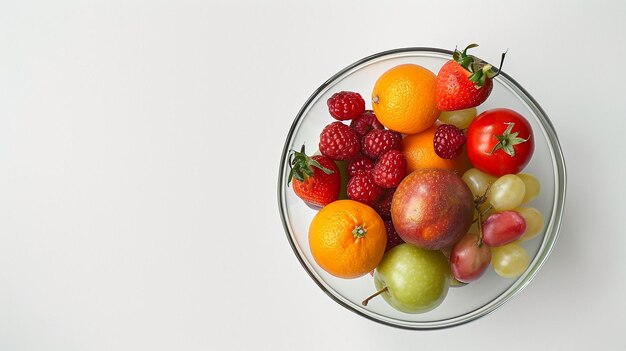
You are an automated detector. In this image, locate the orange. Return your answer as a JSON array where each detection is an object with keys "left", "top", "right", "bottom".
[
  {"left": 401, "top": 124, "right": 472, "bottom": 175},
  {"left": 309, "top": 200, "right": 386, "bottom": 279},
  {"left": 371, "top": 64, "right": 440, "bottom": 135}
]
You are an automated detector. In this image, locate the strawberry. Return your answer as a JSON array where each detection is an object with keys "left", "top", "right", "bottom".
[
  {"left": 288, "top": 145, "right": 341, "bottom": 208},
  {"left": 371, "top": 150, "right": 407, "bottom": 188},
  {"left": 434, "top": 123, "right": 466, "bottom": 159},
  {"left": 435, "top": 43, "right": 507, "bottom": 111},
  {"left": 347, "top": 172, "right": 383, "bottom": 206},
  {"left": 319, "top": 121, "right": 361, "bottom": 160},
  {"left": 361, "top": 129, "right": 402, "bottom": 160}
]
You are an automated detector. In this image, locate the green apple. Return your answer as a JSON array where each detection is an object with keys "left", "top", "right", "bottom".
[{"left": 364, "top": 243, "right": 451, "bottom": 313}]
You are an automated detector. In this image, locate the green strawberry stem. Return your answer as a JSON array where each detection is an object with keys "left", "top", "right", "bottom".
[
  {"left": 287, "top": 144, "right": 333, "bottom": 186},
  {"left": 489, "top": 122, "right": 529, "bottom": 157},
  {"left": 453, "top": 43, "right": 508, "bottom": 87}
]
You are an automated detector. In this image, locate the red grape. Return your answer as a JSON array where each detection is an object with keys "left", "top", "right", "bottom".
[
  {"left": 482, "top": 211, "right": 526, "bottom": 247},
  {"left": 450, "top": 233, "right": 492, "bottom": 283}
]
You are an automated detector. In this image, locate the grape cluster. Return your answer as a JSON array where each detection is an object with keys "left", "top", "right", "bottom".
[{"left": 443, "top": 108, "right": 545, "bottom": 283}]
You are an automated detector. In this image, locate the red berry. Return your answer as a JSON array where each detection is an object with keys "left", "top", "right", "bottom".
[
  {"left": 384, "top": 220, "right": 404, "bottom": 252},
  {"left": 435, "top": 60, "right": 493, "bottom": 111},
  {"left": 327, "top": 91, "right": 366, "bottom": 121},
  {"left": 434, "top": 44, "right": 504, "bottom": 111},
  {"left": 349, "top": 110, "right": 385, "bottom": 137},
  {"left": 319, "top": 122, "right": 360, "bottom": 160},
  {"left": 347, "top": 155, "right": 375, "bottom": 178},
  {"left": 373, "top": 188, "right": 395, "bottom": 220},
  {"left": 288, "top": 145, "right": 341, "bottom": 208},
  {"left": 347, "top": 172, "right": 383, "bottom": 206},
  {"left": 434, "top": 124, "right": 466, "bottom": 159},
  {"left": 361, "top": 129, "right": 402, "bottom": 160},
  {"left": 372, "top": 150, "right": 407, "bottom": 188}
]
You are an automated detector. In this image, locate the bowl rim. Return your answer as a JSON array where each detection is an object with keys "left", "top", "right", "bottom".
[{"left": 277, "top": 47, "right": 567, "bottom": 330}]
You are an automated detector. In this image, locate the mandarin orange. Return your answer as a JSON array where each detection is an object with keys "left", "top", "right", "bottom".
[
  {"left": 371, "top": 64, "right": 440, "bottom": 134},
  {"left": 401, "top": 124, "right": 471, "bottom": 175},
  {"left": 308, "top": 200, "right": 386, "bottom": 279}
]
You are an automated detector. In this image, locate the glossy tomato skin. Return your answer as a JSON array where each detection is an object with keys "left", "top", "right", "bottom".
[{"left": 466, "top": 108, "right": 534, "bottom": 176}]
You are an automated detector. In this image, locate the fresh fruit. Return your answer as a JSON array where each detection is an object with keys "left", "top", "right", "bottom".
[
  {"left": 462, "top": 168, "right": 497, "bottom": 197},
  {"left": 361, "top": 129, "right": 402, "bottom": 160},
  {"left": 434, "top": 124, "right": 466, "bottom": 159},
  {"left": 308, "top": 199, "right": 386, "bottom": 279},
  {"left": 372, "top": 150, "right": 407, "bottom": 188},
  {"left": 371, "top": 64, "right": 440, "bottom": 134},
  {"left": 327, "top": 91, "right": 366, "bottom": 121},
  {"left": 350, "top": 110, "right": 385, "bottom": 137},
  {"left": 450, "top": 233, "right": 492, "bottom": 283},
  {"left": 288, "top": 145, "right": 341, "bottom": 207},
  {"left": 466, "top": 108, "right": 535, "bottom": 176},
  {"left": 319, "top": 121, "right": 361, "bottom": 160},
  {"left": 438, "top": 107, "right": 477, "bottom": 129},
  {"left": 491, "top": 243, "right": 530, "bottom": 278},
  {"left": 373, "top": 188, "right": 395, "bottom": 220},
  {"left": 517, "top": 173, "right": 540, "bottom": 204},
  {"left": 401, "top": 124, "right": 471, "bottom": 174},
  {"left": 435, "top": 44, "right": 505, "bottom": 111},
  {"left": 289, "top": 46, "right": 547, "bottom": 314},
  {"left": 347, "top": 172, "right": 383, "bottom": 206},
  {"left": 347, "top": 155, "right": 375, "bottom": 178},
  {"left": 482, "top": 211, "right": 527, "bottom": 247},
  {"left": 362, "top": 243, "right": 450, "bottom": 313},
  {"left": 488, "top": 174, "right": 526, "bottom": 211},
  {"left": 384, "top": 220, "right": 404, "bottom": 252},
  {"left": 391, "top": 168, "right": 474, "bottom": 250},
  {"left": 515, "top": 207, "right": 545, "bottom": 242}
]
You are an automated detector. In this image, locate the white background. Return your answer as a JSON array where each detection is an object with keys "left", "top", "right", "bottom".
[{"left": 1, "top": 1, "right": 625, "bottom": 350}]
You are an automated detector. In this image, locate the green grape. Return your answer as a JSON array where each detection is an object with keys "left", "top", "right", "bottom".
[
  {"left": 517, "top": 173, "right": 540, "bottom": 204},
  {"left": 462, "top": 168, "right": 497, "bottom": 197},
  {"left": 516, "top": 207, "right": 545, "bottom": 241},
  {"left": 491, "top": 243, "right": 530, "bottom": 278},
  {"left": 488, "top": 174, "right": 525, "bottom": 211},
  {"left": 439, "top": 107, "right": 477, "bottom": 129}
]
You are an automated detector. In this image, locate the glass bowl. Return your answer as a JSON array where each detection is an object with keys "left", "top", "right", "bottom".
[{"left": 277, "top": 47, "right": 566, "bottom": 329}]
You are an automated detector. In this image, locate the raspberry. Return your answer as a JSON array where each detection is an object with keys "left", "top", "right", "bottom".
[
  {"left": 373, "top": 188, "right": 395, "bottom": 220},
  {"left": 349, "top": 110, "right": 385, "bottom": 137},
  {"left": 347, "top": 172, "right": 383, "bottom": 206},
  {"left": 372, "top": 150, "right": 407, "bottom": 188},
  {"left": 319, "top": 122, "right": 360, "bottom": 160},
  {"left": 361, "top": 129, "right": 402, "bottom": 160},
  {"left": 434, "top": 124, "right": 466, "bottom": 159},
  {"left": 384, "top": 220, "right": 404, "bottom": 252},
  {"left": 327, "top": 91, "right": 366, "bottom": 121},
  {"left": 347, "top": 155, "right": 375, "bottom": 178}
]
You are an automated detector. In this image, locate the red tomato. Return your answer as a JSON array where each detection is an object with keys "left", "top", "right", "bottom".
[{"left": 466, "top": 108, "right": 534, "bottom": 176}]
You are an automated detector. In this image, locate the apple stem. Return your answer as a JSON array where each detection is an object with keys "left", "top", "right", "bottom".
[{"left": 361, "top": 287, "right": 388, "bottom": 307}]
